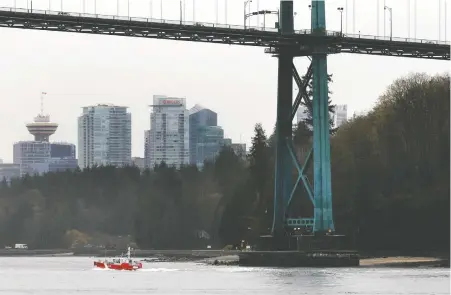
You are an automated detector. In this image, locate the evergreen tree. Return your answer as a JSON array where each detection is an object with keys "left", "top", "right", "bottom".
[
  {"left": 299, "top": 74, "right": 337, "bottom": 133},
  {"left": 248, "top": 123, "right": 270, "bottom": 201}
]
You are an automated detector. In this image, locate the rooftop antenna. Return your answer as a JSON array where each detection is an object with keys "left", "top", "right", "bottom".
[
  {"left": 383, "top": 0, "right": 386, "bottom": 37},
  {"left": 40, "top": 92, "right": 47, "bottom": 115},
  {"left": 414, "top": 0, "right": 417, "bottom": 38},
  {"left": 377, "top": 0, "right": 379, "bottom": 36},
  {"left": 353, "top": 0, "right": 355, "bottom": 34},
  {"left": 345, "top": 0, "right": 349, "bottom": 34},
  {"left": 407, "top": 0, "right": 410, "bottom": 39}
]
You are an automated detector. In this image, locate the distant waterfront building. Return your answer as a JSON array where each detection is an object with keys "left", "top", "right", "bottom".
[
  {"left": 353, "top": 109, "right": 369, "bottom": 118},
  {"left": 50, "top": 143, "right": 76, "bottom": 158},
  {"left": 132, "top": 157, "right": 145, "bottom": 170},
  {"left": 144, "top": 130, "right": 151, "bottom": 168},
  {"left": 0, "top": 163, "right": 20, "bottom": 183},
  {"left": 223, "top": 138, "right": 232, "bottom": 146},
  {"left": 189, "top": 104, "right": 224, "bottom": 167},
  {"left": 231, "top": 143, "right": 247, "bottom": 160},
  {"left": 146, "top": 95, "right": 189, "bottom": 169},
  {"left": 194, "top": 126, "right": 225, "bottom": 168},
  {"left": 78, "top": 104, "right": 132, "bottom": 169},
  {"left": 13, "top": 141, "right": 51, "bottom": 176},
  {"left": 13, "top": 93, "right": 77, "bottom": 176},
  {"left": 48, "top": 157, "right": 78, "bottom": 173},
  {"left": 334, "top": 104, "right": 348, "bottom": 127}
]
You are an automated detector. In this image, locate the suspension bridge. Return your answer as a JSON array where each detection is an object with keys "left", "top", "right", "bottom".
[{"left": 0, "top": 0, "right": 448, "bottom": 258}]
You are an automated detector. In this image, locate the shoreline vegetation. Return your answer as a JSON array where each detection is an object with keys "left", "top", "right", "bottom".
[{"left": 0, "top": 73, "right": 448, "bottom": 257}]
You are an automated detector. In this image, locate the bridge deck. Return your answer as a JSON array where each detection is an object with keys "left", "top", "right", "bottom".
[{"left": 0, "top": 7, "right": 449, "bottom": 60}]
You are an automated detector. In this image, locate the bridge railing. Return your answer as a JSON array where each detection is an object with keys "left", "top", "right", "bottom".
[{"left": 1, "top": 6, "right": 449, "bottom": 46}]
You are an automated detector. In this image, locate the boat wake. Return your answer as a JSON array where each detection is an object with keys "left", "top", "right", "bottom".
[{"left": 139, "top": 268, "right": 178, "bottom": 272}]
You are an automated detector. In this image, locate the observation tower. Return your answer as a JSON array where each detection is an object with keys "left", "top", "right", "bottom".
[{"left": 25, "top": 92, "right": 58, "bottom": 142}]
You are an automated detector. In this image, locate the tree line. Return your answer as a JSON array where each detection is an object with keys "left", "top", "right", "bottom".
[{"left": 0, "top": 72, "right": 448, "bottom": 253}]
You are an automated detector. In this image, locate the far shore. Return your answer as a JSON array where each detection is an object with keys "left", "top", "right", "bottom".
[
  {"left": 0, "top": 249, "right": 448, "bottom": 268},
  {"left": 360, "top": 256, "right": 449, "bottom": 268}
]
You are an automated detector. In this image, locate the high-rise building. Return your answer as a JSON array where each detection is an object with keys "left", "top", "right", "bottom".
[
  {"left": 189, "top": 104, "right": 224, "bottom": 167},
  {"left": 78, "top": 104, "right": 132, "bottom": 169},
  {"left": 334, "top": 104, "right": 348, "bottom": 127},
  {"left": 194, "top": 126, "right": 225, "bottom": 168},
  {"left": 146, "top": 95, "right": 189, "bottom": 168}
]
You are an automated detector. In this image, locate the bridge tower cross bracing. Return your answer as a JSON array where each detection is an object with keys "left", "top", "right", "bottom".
[{"left": 271, "top": 0, "right": 335, "bottom": 241}]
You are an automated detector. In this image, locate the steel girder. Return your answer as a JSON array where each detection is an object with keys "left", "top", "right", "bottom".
[{"left": 0, "top": 8, "right": 449, "bottom": 60}]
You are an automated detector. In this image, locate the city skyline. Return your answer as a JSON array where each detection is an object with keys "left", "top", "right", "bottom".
[
  {"left": 0, "top": 0, "right": 448, "bottom": 162},
  {"left": 2, "top": 93, "right": 251, "bottom": 163}
]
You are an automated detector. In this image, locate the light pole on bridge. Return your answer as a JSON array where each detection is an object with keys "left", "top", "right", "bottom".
[
  {"left": 225, "top": 0, "right": 227, "bottom": 24},
  {"left": 244, "top": 0, "right": 252, "bottom": 29},
  {"left": 384, "top": 5, "right": 392, "bottom": 41},
  {"left": 245, "top": 10, "right": 279, "bottom": 30},
  {"left": 179, "top": 0, "right": 182, "bottom": 24},
  {"left": 337, "top": 7, "right": 344, "bottom": 36},
  {"left": 446, "top": 1, "right": 448, "bottom": 42}
]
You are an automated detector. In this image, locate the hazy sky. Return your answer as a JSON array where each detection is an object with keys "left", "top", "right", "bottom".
[{"left": 0, "top": 0, "right": 449, "bottom": 162}]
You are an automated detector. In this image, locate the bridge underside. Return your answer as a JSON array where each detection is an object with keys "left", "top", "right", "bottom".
[{"left": 0, "top": 7, "right": 448, "bottom": 60}]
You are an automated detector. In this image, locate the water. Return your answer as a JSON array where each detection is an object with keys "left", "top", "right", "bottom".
[{"left": 0, "top": 257, "right": 448, "bottom": 294}]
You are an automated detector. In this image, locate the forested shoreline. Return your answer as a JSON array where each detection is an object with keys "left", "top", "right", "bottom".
[{"left": 0, "top": 73, "right": 448, "bottom": 253}]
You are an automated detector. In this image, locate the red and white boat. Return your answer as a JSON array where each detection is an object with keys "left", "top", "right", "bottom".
[{"left": 94, "top": 247, "right": 143, "bottom": 271}]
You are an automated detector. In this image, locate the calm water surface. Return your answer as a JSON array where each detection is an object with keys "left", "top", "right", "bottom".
[{"left": 0, "top": 257, "right": 448, "bottom": 294}]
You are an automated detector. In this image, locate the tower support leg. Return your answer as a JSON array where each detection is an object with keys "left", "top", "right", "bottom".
[
  {"left": 271, "top": 0, "right": 294, "bottom": 241},
  {"left": 311, "top": 0, "right": 335, "bottom": 234},
  {"left": 272, "top": 49, "right": 293, "bottom": 239}
]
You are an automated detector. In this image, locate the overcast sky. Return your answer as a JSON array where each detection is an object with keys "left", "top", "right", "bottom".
[{"left": 0, "top": 0, "right": 449, "bottom": 162}]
